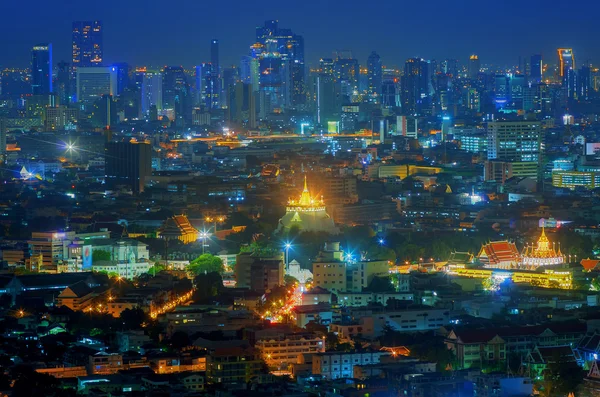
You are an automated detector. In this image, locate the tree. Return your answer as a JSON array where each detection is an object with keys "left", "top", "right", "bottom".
[
  {"left": 170, "top": 331, "right": 191, "bottom": 350},
  {"left": 148, "top": 263, "right": 166, "bottom": 276},
  {"left": 11, "top": 365, "right": 67, "bottom": 397},
  {"left": 193, "top": 272, "right": 223, "bottom": 303},
  {"left": 92, "top": 249, "right": 111, "bottom": 263},
  {"left": 119, "top": 308, "right": 147, "bottom": 330},
  {"left": 325, "top": 332, "right": 340, "bottom": 351},
  {"left": 188, "top": 253, "right": 224, "bottom": 275},
  {"left": 284, "top": 275, "right": 299, "bottom": 288}
]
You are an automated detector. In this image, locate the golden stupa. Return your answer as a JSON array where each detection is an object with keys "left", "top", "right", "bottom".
[
  {"left": 521, "top": 227, "right": 565, "bottom": 268},
  {"left": 277, "top": 176, "right": 339, "bottom": 235}
]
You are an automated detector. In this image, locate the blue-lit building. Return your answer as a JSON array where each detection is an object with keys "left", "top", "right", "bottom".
[
  {"left": 31, "top": 44, "right": 53, "bottom": 95},
  {"left": 72, "top": 21, "right": 103, "bottom": 67}
]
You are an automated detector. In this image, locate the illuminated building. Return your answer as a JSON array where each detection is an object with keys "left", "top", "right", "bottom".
[
  {"left": 367, "top": 51, "right": 382, "bottom": 102},
  {"left": 256, "top": 332, "right": 324, "bottom": 368},
  {"left": 530, "top": 54, "right": 543, "bottom": 82},
  {"left": 521, "top": 228, "right": 565, "bottom": 268},
  {"left": 76, "top": 66, "right": 117, "bottom": 106},
  {"left": 277, "top": 176, "right": 339, "bottom": 235},
  {"left": 448, "top": 267, "right": 573, "bottom": 290},
  {"left": 210, "top": 39, "right": 221, "bottom": 108},
  {"left": 312, "top": 242, "right": 346, "bottom": 292},
  {"left": 557, "top": 48, "right": 575, "bottom": 78},
  {"left": 104, "top": 140, "right": 152, "bottom": 194},
  {"left": 478, "top": 241, "right": 520, "bottom": 269},
  {"left": 485, "top": 121, "right": 542, "bottom": 182},
  {"left": 552, "top": 170, "right": 600, "bottom": 190},
  {"left": 72, "top": 21, "right": 103, "bottom": 67},
  {"left": 401, "top": 58, "right": 430, "bottom": 116},
  {"left": 160, "top": 215, "right": 199, "bottom": 244},
  {"left": 31, "top": 44, "right": 53, "bottom": 95},
  {"left": 468, "top": 55, "right": 480, "bottom": 79},
  {"left": 141, "top": 70, "right": 163, "bottom": 117}
]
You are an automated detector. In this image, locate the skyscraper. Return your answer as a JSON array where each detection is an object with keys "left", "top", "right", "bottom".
[
  {"left": 210, "top": 39, "right": 221, "bottom": 109},
  {"left": 56, "top": 61, "right": 72, "bottom": 104},
  {"left": 530, "top": 54, "right": 543, "bottom": 82},
  {"left": 401, "top": 58, "right": 430, "bottom": 116},
  {"left": 31, "top": 44, "right": 53, "bottom": 95},
  {"left": 76, "top": 66, "right": 117, "bottom": 105},
  {"left": 485, "top": 121, "right": 542, "bottom": 182},
  {"left": 111, "top": 63, "right": 130, "bottom": 95},
  {"left": 367, "top": 51, "right": 382, "bottom": 102},
  {"left": 105, "top": 140, "right": 152, "bottom": 194},
  {"left": 468, "top": 55, "right": 480, "bottom": 80},
  {"left": 142, "top": 71, "right": 163, "bottom": 117},
  {"left": 72, "top": 21, "right": 103, "bottom": 67},
  {"left": 557, "top": 48, "right": 575, "bottom": 78}
]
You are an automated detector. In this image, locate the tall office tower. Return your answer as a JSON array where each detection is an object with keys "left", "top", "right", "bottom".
[
  {"left": 76, "top": 66, "right": 117, "bottom": 106},
  {"left": 254, "top": 20, "right": 305, "bottom": 111},
  {"left": 367, "top": 51, "right": 382, "bottom": 102},
  {"left": 312, "top": 72, "right": 339, "bottom": 125},
  {"left": 0, "top": 117, "right": 6, "bottom": 163},
  {"left": 442, "top": 59, "right": 459, "bottom": 77},
  {"left": 142, "top": 71, "right": 163, "bottom": 117},
  {"left": 240, "top": 56, "right": 259, "bottom": 89},
  {"left": 530, "top": 54, "right": 543, "bottom": 82},
  {"left": 210, "top": 39, "right": 221, "bottom": 108},
  {"left": 111, "top": 63, "right": 130, "bottom": 95},
  {"left": 381, "top": 80, "right": 399, "bottom": 108},
  {"left": 468, "top": 55, "right": 480, "bottom": 79},
  {"left": 578, "top": 65, "right": 592, "bottom": 100},
  {"left": 195, "top": 63, "right": 217, "bottom": 108},
  {"left": 334, "top": 57, "right": 359, "bottom": 102},
  {"left": 31, "top": 44, "right": 53, "bottom": 95},
  {"left": 91, "top": 94, "right": 117, "bottom": 128},
  {"left": 162, "top": 66, "right": 190, "bottom": 125},
  {"left": 485, "top": 121, "right": 542, "bottom": 182},
  {"left": 557, "top": 49, "right": 575, "bottom": 80},
  {"left": 229, "top": 82, "right": 256, "bottom": 128},
  {"left": 72, "top": 21, "right": 103, "bottom": 67},
  {"left": 56, "top": 61, "right": 72, "bottom": 104},
  {"left": 105, "top": 140, "right": 152, "bottom": 194},
  {"left": 401, "top": 58, "right": 430, "bottom": 116}
]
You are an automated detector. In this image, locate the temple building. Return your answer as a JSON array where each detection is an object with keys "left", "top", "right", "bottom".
[
  {"left": 521, "top": 228, "right": 565, "bottom": 269},
  {"left": 478, "top": 241, "right": 521, "bottom": 269},
  {"left": 160, "top": 215, "right": 199, "bottom": 244},
  {"left": 277, "top": 176, "right": 339, "bottom": 235}
]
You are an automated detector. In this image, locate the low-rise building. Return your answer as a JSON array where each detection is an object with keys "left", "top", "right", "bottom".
[
  {"left": 312, "top": 351, "right": 390, "bottom": 379},
  {"left": 256, "top": 332, "right": 325, "bottom": 369}
]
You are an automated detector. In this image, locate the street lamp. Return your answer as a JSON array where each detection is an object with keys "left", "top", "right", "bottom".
[
  {"left": 284, "top": 242, "right": 292, "bottom": 271},
  {"left": 378, "top": 238, "right": 385, "bottom": 246},
  {"left": 199, "top": 230, "right": 209, "bottom": 254}
]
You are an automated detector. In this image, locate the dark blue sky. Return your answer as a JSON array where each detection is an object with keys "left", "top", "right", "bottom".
[{"left": 2, "top": 0, "right": 598, "bottom": 69}]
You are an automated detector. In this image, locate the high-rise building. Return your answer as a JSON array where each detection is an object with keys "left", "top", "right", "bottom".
[
  {"left": 312, "top": 72, "right": 339, "bottom": 125},
  {"left": 105, "top": 140, "right": 152, "bottom": 194},
  {"left": 530, "top": 54, "right": 543, "bottom": 82},
  {"left": 31, "top": 44, "right": 53, "bottom": 95},
  {"left": 195, "top": 63, "right": 217, "bottom": 109},
  {"left": 76, "top": 66, "right": 117, "bottom": 105},
  {"left": 557, "top": 48, "right": 575, "bottom": 79},
  {"left": 468, "top": 55, "right": 480, "bottom": 80},
  {"left": 72, "top": 21, "right": 103, "bottom": 67},
  {"left": 210, "top": 39, "right": 221, "bottom": 109},
  {"left": 367, "top": 51, "right": 382, "bottom": 102},
  {"left": 56, "top": 61, "right": 72, "bottom": 104},
  {"left": 401, "top": 58, "right": 430, "bottom": 116},
  {"left": 162, "top": 66, "right": 190, "bottom": 125},
  {"left": 485, "top": 121, "right": 542, "bottom": 182},
  {"left": 0, "top": 117, "right": 6, "bottom": 163},
  {"left": 578, "top": 65, "right": 592, "bottom": 100},
  {"left": 253, "top": 20, "right": 305, "bottom": 113},
  {"left": 111, "top": 63, "right": 130, "bottom": 95},
  {"left": 229, "top": 82, "right": 256, "bottom": 128},
  {"left": 142, "top": 71, "right": 163, "bottom": 117}
]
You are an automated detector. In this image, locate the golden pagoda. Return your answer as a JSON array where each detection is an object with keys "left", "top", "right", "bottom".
[
  {"left": 277, "top": 176, "right": 339, "bottom": 234},
  {"left": 521, "top": 227, "right": 565, "bottom": 268}
]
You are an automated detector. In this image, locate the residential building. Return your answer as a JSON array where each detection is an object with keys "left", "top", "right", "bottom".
[
  {"left": 312, "top": 351, "right": 389, "bottom": 379},
  {"left": 256, "top": 332, "right": 325, "bottom": 368}
]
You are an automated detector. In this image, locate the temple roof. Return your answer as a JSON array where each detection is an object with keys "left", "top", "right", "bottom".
[{"left": 478, "top": 241, "right": 520, "bottom": 265}]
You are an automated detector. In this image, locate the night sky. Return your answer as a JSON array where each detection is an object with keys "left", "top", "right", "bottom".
[{"left": 2, "top": 0, "right": 599, "bottom": 69}]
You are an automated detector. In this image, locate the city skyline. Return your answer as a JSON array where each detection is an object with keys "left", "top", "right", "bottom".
[{"left": 2, "top": 0, "right": 600, "bottom": 69}]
